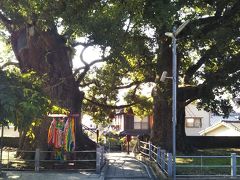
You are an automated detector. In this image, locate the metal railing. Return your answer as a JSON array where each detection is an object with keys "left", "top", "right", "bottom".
[
  {"left": 0, "top": 146, "right": 105, "bottom": 173},
  {"left": 176, "top": 153, "right": 238, "bottom": 177},
  {"left": 139, "top": 141, "right": 172, "bottom": 177},
  {"left": 139, "top": 140, "right": 240, "bottom": 178}
]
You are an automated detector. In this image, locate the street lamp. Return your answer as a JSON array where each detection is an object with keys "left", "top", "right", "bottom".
[{"left": 164, "top": 20, "right": 190, "bottom": 180}]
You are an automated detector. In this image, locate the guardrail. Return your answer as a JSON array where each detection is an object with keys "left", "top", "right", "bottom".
[
  {"left": 0, "top": 146, "right": 105, "bottom": 173},
  {"left": 139, "top": 141, "right": 172, "bottom": 177},
  {"left": 176, "top": 153, "right": 238, "bottom": 177},
  {"left": 138, "top": 140, "right": 240, "bottom": 178}
]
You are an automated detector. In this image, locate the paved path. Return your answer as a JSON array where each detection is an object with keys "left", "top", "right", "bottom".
[
  {"left": 0, "top": 152, "right": 154, "bottom": 180},
  {"left": 104, "top": 152, "right": 153, "bottom": 180},
  {"left": 0, "top": 171, "right": 102, "bottom": 180}
]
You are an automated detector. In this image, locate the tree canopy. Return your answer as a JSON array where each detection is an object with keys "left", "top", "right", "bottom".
[
  {"left": 0, "top": 0, "right": 240, "bottom": 150},
  {"left": 0, "top": 69, "right": 50, "bottom": 131}
]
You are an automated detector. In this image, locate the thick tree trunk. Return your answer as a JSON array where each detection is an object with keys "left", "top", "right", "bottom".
[
  {"left": 176, "top": 101, "right": 190, "bottom": 151},
  {"left": 151, "top": 85, "right": 172, "bottom": 150},
  {"left": 151, "top": 36, "right": 193, "bottom": 152},
  {"left": 10, "top": 25, "right": 95, "bottom": 150},
  {"left": 150, "top": 37, "right": 174, "bottom": 152}
]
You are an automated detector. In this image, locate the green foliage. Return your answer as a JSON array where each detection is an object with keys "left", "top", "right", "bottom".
[
  {"left": 50, "top": 105, "right": 69, "bottom": 115},
  {"left": 1, "top": 0, "right": 240, "bottom": 122},
  {"left": 0, "top": 69, "right": 50, "bottom": 131}
]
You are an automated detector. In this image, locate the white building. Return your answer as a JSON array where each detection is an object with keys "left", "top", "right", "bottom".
[
  {"left": 200, "top": 121, "right": 240, "bottom": 136},
  {"left": 185, "top": 104, "right": 240, "bottom": 136},
  {"left": 185, "top": 104, "right": 211, "bottom": 136}
]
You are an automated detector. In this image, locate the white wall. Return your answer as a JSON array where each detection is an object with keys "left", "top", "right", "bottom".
[
  {"left": 185, "top": 104, "right": 211, "bottom": 136},
  {"left": 0, "top": 126, "right": 19, "bottom": 137},
  {"left": 114, "top": 114, "right": 125, "bottom": 131}
]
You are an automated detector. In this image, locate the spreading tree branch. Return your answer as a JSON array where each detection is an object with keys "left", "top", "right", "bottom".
[
  {"left": 74, "top": 44, "right": 107, "bottom": 84},
  {"left": 116, "top": 81, "right": 142, "bottom": 89},
  {"left": 184, "top": 44, "right": 218, "bottom": 84},
  {"left": 84, "top": 97, "right": 140, "bottom": 110},
  {"left": 183, "top": 1, "right": 240, "bottom": 83},
  {"left": 180, "top": 1, "right": 240, "bottom": 39},
  {"left": 181, "top": 53, "right": 240, "bottom": 103}
]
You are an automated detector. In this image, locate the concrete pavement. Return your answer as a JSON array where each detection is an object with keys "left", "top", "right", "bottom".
[
  {"left": 0, "top": 152, "right": 154, "bottom": 180},
  {"left": 0, "top": 171, "right": 102, "bottom": 180},
  {"left": 104, "top": 152, "right": 154, "bottom": 180}
]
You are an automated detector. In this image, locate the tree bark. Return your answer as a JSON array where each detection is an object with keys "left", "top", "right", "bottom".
[
  {"left": 151, "top": 85, "right": 173, "bottom": 150},
  {"left": 151, "top": 35, "right": 196, "bottom": 152},
  {"left": 150, "top": 36, "right": 174, "bottom": 151},
  {"left": 10, "top": 25, "right": 95, "bottom": 150},
  {"left": 176, "top": 101, "right": 189, "bottom": 151}
]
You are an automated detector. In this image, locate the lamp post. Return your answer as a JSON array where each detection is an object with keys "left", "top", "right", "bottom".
[{"left": 165, "top": 20, "right": 189, "bottom": 180}]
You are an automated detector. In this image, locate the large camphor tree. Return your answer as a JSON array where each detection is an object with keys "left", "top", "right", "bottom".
[
  {"left": 0, "top": 1, "right": 99, "bottom": 150},
  {"left": 76, "top": 1, "right": 240, "bottom": 151},
  {"left": 1, "top": 1, "right": 240, "bottom": 151}
]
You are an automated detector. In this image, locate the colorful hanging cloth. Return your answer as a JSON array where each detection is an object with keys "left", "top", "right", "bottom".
[
  {"left": 48, "top": 118, "right": 57, "bottom": 145},
  {"left": 64, "top": 117, "right": 76, "bottom": 152},
  {"left": 48, "top": 118, "right": 65, "bottom": 149}
]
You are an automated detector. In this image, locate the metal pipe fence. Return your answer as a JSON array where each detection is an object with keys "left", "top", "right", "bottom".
[
  {"left": 176, "top": 153, "right": 238, "bottom": 178},
  {"left": 139, "top": 140, "right": 172, "bottom": 177},
  {"left": 139, "top": 140, "right": 240, "bottom": 178},
  {"left": 0, "top": 146, "right": 105, "bottom": 173}
]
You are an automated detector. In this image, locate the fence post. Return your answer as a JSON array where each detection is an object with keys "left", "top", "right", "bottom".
[
  {"left": 100, "top": 146, "right": 104, "bottom": 167},
  {"left": 161, "top": 150, "right": 166, "bottom": 170},
  {"left": 96, "top": 147, "right": 101, "bottom": 173},
  {"left": 167, "top": 153, "right": 173, "bottom": 177},
  {"left": 231, "top": 153, "right": 237, "bottom": 177},
  {"left": 157, "top": 147, "right": 161, "bottom": 165},
  {"left": 149, "top": 141, "right": 152, "bottom": 160},
  {"left": 35, "top": 148, "right": 40, "bottom": 172},
  {"left": 137, "top": 138, "right": 140, "bottom": 152}
]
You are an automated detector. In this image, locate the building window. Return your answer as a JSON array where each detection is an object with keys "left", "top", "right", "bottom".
[
  {"left": 134, "top": 117, "right": 149, "bottom": 130},
  {"left": 185, "top": 117, "right": 202, "bottom": 128},
  {"left": 134, "top": 122, "right": 149, "bottom": 129}
]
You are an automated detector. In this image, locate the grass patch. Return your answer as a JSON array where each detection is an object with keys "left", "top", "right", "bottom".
[{"left": 176, "top": 148, "right": 240, "bottom": 176}]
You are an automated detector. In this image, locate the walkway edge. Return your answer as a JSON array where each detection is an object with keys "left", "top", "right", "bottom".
[
  {"left": 100, "top": 159, "right": 109, "bottom": 180},
  {"left": 136, "top": 158, "right": 156, "bottom": 180},
  {"left": 135, "top": 153, "right": 168, "bottom": 179}
]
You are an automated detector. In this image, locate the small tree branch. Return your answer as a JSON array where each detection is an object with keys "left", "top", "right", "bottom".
[
  {"left": 72, "top": 41, "right": 95, "bottom": 47},
  {"left": 116, "top": 81, "right": 142, "bottom": 89},
  {"left": 76, "top": 66, "right": 89, "bottom": 84},
  {"left": 84, "top": 97, "right": 139, "bottom": 110},
  {"left": 184, "top": 44, "right": 218, "bottom": 84},
  {"left": 80, "top": 46, "right": 89, "bottom": 66},
  {"left": 75, "top": 57, "right": 107, "bottom": 84},
  {"left": 1, "top": 61, "right": 19, "bottom": 69}
]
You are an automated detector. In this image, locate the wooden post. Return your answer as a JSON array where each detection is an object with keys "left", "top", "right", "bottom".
[
  {"left": 231, "top": 153, "right": 237, "bottom": 177},
  {"left": 96, "top": 147, "right": 101, "bottom": 173},
  {"left": 97, "top": 130, "right": 99, "bottom": 144},
  {"left": 126, "top": 135, "right": 131, "bottom": 154},
  {"left": 137, "top": 138, "right": 140, "bottom": 152},
  {"left": 35, "top": 148, "right": 40, "bottom": 172}
]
